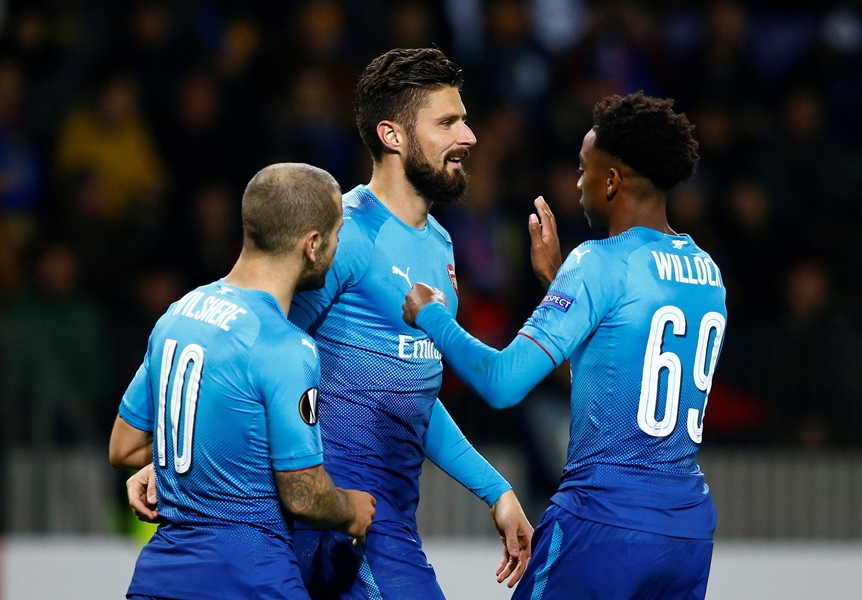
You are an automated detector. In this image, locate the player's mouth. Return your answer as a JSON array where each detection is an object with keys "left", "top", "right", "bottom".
[{"left": 446, "top": 150, "right": 469, "bottom": 168}]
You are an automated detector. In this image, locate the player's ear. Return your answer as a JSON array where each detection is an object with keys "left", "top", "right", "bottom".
[
  {"left": 607, "top": 167, "right": 622, "bottom": 198},
  {"left": 302, "top": 230, "right": 322, "bottom": 263},
  {"left": 377, "top": 120, "right": 404, "bottom": 154}
]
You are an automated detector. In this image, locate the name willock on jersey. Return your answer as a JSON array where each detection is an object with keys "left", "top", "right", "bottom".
[
  {"left": 398, "top": 334, "right": 442, "bottom": 360},
  {"left": 651, "top": 251, "right": 723, "bottom": 288}
]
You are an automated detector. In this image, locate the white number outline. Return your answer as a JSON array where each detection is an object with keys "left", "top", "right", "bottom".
[
  {"left": 688, "top": 312, "right": 725, "bottom": 443},
  {"left": 637, "top": 307, "right": 725, "bottom": 442},
  {"left": 156, "top": 339, "right": 204, "bottom": 473}
]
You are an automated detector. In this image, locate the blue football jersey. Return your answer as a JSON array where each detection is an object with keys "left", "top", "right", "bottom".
[
  {"left": 290, "top": 185, "right": 459, "bottom": 524},
  {"left": 521, "top": 227, "right": 727, "bottom": 539},
  {"left": 119, "top": 281, "right": 323, "bottom": 599}
]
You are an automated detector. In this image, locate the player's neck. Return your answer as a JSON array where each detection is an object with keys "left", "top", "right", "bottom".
[
  {"left": 223, "top": 253, "right": 300, "bottom": 315},
  {"left": 366, "top": 163, "right": 431, "bottom": 229},
  {"left": 608, "top": 192, "right": 676, "bottom": 238}
]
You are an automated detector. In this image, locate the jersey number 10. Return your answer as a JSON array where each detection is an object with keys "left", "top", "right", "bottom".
[
  {"left": 637, "top": 306, "right": 726, "bottom": 443},
  {"left": 156, "top": 339, "right": 203, "bottom": 474}
]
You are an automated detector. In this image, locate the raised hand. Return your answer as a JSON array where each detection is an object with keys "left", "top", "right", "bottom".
[{"left": 528, "top": 196, "right": 562, "bottom": 288}]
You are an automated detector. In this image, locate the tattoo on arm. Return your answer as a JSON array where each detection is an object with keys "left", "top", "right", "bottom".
[{"left": 275, "top": 466, "right": 352, "bottom": 528}]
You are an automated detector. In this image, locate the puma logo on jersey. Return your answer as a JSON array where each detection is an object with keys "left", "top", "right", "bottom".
[
  {"left": 392, "top": 265, "right": 412, "bottom": 286},
  {"left": 302, "top": 338, "right": 317, "bottom": 357},
  {"left": 572, "top": 248, "right": 591, "bottom": 263},
  {"left": 672, "top": 239, "right": 688, "bottom": 249}
]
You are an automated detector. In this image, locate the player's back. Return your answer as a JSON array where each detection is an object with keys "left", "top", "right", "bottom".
[
  {"left": 121, "top": 281, "right": 318, "bottom": 599},
  {"left": 529, "top": 227, "right": 726, "bottom": 539}
]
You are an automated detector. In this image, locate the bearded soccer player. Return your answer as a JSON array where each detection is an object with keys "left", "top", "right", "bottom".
[
  {"left": 404, "top": 92, "right": 726, "bottom": 599},
  {"left": 287, "top": 47, "right": 532, "bottom": 600},
  {"left": 110, "top": 163, "right": 375, "bottom": 600}
]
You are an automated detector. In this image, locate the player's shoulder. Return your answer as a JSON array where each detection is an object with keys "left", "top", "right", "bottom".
[
  {"left": 426, "top": 213, "right": 452, "bottom": 244},
  {"left": 560, "top": 236, "right": 626, "bottom": 274},
  {"left": 247, "top": 319, "right": 319, "bottom": 407},
  {"left": 342, "top": 185, "right": 376, "bottom": 216},
  {"left": 676, "top": 234, "right": 719, "bottom": 264},
  {"left": 156, "top": 281, "right": 248, "bottom": 327},
  {"left": 278, "top": 322, "right": 320, "bottom": 360},
  {"left": 341, "top": 185, "right": 452, "bottom": 243},
  {"left": 254, "top": 310, "right": 320, "bottom": 365},
  {"left": 342, "top": 185, "right": 387, "bottom": 230},
  {"left": 609, "top": 226, "right": 667, "bottom": 253},
  {"left": 576, "top": 227, "right": 685, "bottom": 262},
  {"left": 558, "top": 228, "right": 665, "bottom": 285},
  {"left": 635, "top": 229, "right": 720, "bottom": 265},
  {"left": 338, "top": 185, "right": 389, "bottom": 248}
]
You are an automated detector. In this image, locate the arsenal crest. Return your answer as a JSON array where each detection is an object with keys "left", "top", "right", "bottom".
[{"left": 447, "top": 263, "right": 459, "bottom": 295}]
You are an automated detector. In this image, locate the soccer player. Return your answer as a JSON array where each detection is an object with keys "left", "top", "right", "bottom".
[
  {"left": 127, "top": 48, "right": 533, "bottom": 599},
  {"left": 403, "top": 92, "right": 726, "bottom": 599},
  {"left": 109, "top": 163, "right": 376, "bottom": 600},
  {"left": 286, "top": 47, "right": 532, "bottom": 599}
]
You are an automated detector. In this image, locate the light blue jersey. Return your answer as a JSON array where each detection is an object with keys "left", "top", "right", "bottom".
[
  {"left": 417, "top": 227, "right": 727, "bottom": 539},
  {"left": 289, "top": 185, "right": 510, "bottom": 599},
  {"left": 523, "top": 227, "right": 726, "bottom": 538},
  {"left": 290, "top": 185, "right": 462, "bottom": 523},
  {"left": 119, "top": 281, "right": 323, "bottom": 599}
]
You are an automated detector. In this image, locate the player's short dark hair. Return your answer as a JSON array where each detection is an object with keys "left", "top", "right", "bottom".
[
  {"left": 241, "top": 163, "right": 341, "bottom": 255},
  {"left": 355, "top": 47, "right": 464, "bottom": 161},
  {"left": 593, "top": 91, "right": 699, "bottom": 191}
]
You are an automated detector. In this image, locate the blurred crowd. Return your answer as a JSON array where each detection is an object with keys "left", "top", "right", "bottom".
[{"left": 1, "top": 0, "right": 862, "bottom": 521}]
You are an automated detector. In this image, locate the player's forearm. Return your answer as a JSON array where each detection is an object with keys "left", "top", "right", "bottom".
[
  {"left": 110, "top": 444, "right": 153, "bottom": 470},
  {"left": 109, "top": 415, "right": 153, "bottom": 469},
  {"left": 424, "top": 400, "right": 511, "bottom": 506},
  {"left": 275, "top": 466, "right": 354, "bottom": 529},
  {"left": 415, "top": 303, "right": 552, "bottom": 409}
]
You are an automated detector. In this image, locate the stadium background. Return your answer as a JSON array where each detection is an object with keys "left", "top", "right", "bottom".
[{"left": 0, "top": 0, "right": 861, "bottom": 597}]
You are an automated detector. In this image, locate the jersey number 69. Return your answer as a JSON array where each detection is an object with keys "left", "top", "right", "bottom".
[{"left": 637, "top": 307, "right": 726, "bottom": 443}]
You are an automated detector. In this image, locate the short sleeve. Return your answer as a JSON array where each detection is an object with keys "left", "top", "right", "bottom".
[
  {"left": 252, "top": 332, "right": 325, "bottom": 472},
  {"left": 119, "top": 349, "right": 154, "bottom": 432}
]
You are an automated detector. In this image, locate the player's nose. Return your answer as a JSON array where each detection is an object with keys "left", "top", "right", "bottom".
[{"left": 459, "top": 123, "right": 477, "bottom": 147}]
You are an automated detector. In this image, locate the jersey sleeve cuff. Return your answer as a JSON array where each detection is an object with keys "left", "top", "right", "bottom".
[
  {"left": 415, "top": 299, "right": 450, "bottom": 332},
  {"left": 484, "top": 481, "right": 514, "bottom": 507},
  {"left": 118, "top": 403, "right": 152, "bottom": 433},
  {"left": 271, "top": 452, "right": 324, "bottom": 473}
]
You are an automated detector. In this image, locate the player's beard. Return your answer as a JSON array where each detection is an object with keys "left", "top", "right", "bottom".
[
  {"left": 404, "top": 133, "right": 469, "bottom": 204},
  {"left": 297, "top": 239, "right": 334, "bottom": 292}
]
